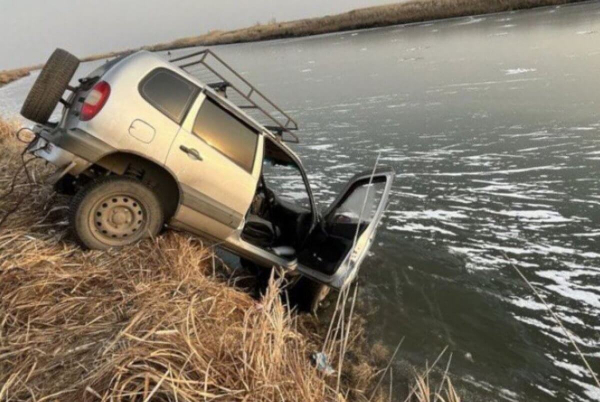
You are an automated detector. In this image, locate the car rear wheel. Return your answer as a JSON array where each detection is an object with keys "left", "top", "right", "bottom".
[
  {"left": 21, "top": 48, "right": 80, "bottom": 124},
  {"left": 70, "top": 176, "right": 164, "bottom": 250}
]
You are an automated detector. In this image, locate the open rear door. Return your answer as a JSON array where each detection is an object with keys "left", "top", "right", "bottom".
[{"left": 296, "top": 168, "right": 394, "bottom": 290}]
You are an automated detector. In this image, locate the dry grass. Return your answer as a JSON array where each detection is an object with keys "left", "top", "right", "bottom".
[
  {"left": 0, "top": 117, "right": 389, "bottom": 401},
  {"left": 0, "top": 117, "right": 15, "bottom": 140},
  {"left": 408, "top": 373, "right": 461, "bottom": 402},
  {"left": 0, "top": 65, "right": 42, "bottom": 88},
  {"left": 147, "top": 0, "right": 582, "bottom": 51},
  {"left": 0, "top": 117, "right": 462, "bottom": 401}
]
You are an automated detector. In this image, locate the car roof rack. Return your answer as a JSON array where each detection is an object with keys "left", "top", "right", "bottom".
[{"left": 170, "top": 49, "right": 300, "bottom": 143}]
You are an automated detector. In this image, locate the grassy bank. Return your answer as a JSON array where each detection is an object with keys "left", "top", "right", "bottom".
[
  {"left": 0, "top": 117, "right": 463, "bottom": 401},
  {"left": 0, "top": 0, "right": 585, "bottom": 89},
  {"left": 0, "top": 118, "right": 382, "bottom": 400},
  {"left": 0, "top": 66, "right": 40, "bottom": 88},
  {"left": 146, "top": 0, "right": 584, "bottom": 52}
]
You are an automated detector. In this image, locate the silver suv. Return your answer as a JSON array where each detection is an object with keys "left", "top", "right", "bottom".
[{"left": 23, "top": 48, "right": 394, "bottom": 303}]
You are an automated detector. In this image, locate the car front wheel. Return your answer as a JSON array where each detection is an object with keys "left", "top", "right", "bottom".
[
  {"left": 70, "top": 176, "right": 164, "bottom": 250},
  {"left": 288, "top": 277, "right": 330, "bottom": 313}
]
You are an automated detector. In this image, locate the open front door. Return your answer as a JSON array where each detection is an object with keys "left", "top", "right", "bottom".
[{"left": 296, "top": 168, "right": 394, "bottom": 290}]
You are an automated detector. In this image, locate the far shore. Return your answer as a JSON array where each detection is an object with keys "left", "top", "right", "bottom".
[{"left": 0, "top": 0, "right": 586, "bottom": 88}]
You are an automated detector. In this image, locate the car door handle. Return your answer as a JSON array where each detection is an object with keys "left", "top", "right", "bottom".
[{"left": 180, "top": 145, "right": 203, "bottom": 161}]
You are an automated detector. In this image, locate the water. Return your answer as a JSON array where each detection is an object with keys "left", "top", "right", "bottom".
[{"left": 2, "top": 3, "right": 600, "bottom": 400}]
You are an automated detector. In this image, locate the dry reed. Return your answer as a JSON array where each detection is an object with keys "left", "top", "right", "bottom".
[
  {"left": 0, "top": 117, "right": 388, "bottom": 401},
  {"left": 147, "top": 0, "right": 582, "bottom": 51},
  {"left": 0, "top": 117, "right": 462, "bottom": 401},
  {"left": 0, "top": 65, "right": 42, "bottom": 88}
]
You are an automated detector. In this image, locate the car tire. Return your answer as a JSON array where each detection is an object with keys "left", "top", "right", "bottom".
[
  {"left": 70, "top": 176, "right": 164, "bottom": 250},
  {"left": 54, "top": 174, "right": 81, "bottom": 196},
  {"left": 21, "top": 48, "right": 80, "bottom": 124},
  {"left": 288, "top": 277, "right": 330, "bottom": 313}
]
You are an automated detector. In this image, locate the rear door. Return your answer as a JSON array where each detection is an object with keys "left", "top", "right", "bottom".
[
  {"left": 166, "top": 92, "right": 262, "bottom": 240},
  {"left": 296, "top": 168, "right": 394, "bottom": 290}
]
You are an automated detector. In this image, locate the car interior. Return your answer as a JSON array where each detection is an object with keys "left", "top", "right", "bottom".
[
  {"left": 296, "top": 177, "right": 383, "bottom": 275},
  {"left": 241, "top": 137, "right": 314, "bottom": 260},
  {"left": 242, "top": 136, "right": 386, "bottom": 275}
]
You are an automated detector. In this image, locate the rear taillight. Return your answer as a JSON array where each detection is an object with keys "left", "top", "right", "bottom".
[{"left": 80, "top": 81, "right": 110, "bottom": 121}]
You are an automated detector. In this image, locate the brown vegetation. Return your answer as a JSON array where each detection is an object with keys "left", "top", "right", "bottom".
[
  {"left": 0, "top": 117, "right": 462, "bottom": 401},
  {"left": 0, "top": 118, "right": 386, "bottom": 401},
  {"left": 146, "top": 0, "right": 583, "bottom": 52},
  {"left": 0, "top": 66, "right": 40, "bottom": 88}
]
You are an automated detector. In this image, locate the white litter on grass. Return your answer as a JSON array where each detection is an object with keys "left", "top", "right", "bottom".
[{"left": 504, "top": 68, "right": 537, "bottom": 75}]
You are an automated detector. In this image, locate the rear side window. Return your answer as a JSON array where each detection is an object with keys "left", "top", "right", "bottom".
[
  {"left": 139, "top": 68, "right": 198, "bottom": 123},
  {"left": 193, "top": 98, "right": 258, "bottom": 172}
]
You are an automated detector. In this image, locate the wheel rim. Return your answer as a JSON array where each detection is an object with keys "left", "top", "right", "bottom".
[{"left": 89, "top": 194, "right": 147, "bottom": 246}]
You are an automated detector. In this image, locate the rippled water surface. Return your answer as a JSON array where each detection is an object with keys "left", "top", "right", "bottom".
[{"left": 2, "top": 3, "right": 600, "bottom": 401}]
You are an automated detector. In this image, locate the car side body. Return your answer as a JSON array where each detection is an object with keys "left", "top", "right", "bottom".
[{"left": 26, "top": 49, "right": 394, "bottom": 292}]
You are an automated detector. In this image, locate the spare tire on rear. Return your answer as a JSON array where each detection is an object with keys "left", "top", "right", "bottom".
[{"left": 20, "top": 48, "right": 80, "bottom": 124}]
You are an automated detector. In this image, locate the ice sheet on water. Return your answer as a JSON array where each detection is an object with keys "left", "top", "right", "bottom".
[
  {"left": 417, "top": 164, "right": 571, "bottom": 177},
  {"left": 388, "top": 223, "right": 456, "bottom": 236},
  {"left": 455, "top": 17, "right": 486, "bottom": 26},
  {"left": 484, "top": 209, "right": 581, "bottom": 223},
  {"left": 504, "top": 68, "right": 537, "bottom": 75},
  {"left": 304, "top": 144, "right": 334, "bottom": 150},
  {"left": 389, "top": 209, "right": 468, "bottom": 221}
]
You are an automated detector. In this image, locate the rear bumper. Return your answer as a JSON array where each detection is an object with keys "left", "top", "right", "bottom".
[{"left": 27, "top": 127, "right": 92, "bottom": 182}]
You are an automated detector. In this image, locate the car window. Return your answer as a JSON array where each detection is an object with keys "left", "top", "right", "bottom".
[
  {"left": 140, "top": 68, "right": 198, "bottom": 123},
  {"left": 332, "top": 180, "right": 386, "bottom": 225},
  {"left": 193, "top": 98, "right": 258, "bottom": 172},
  {"left": 262, "top": 159, "right": 312, "bottom": 211}
]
